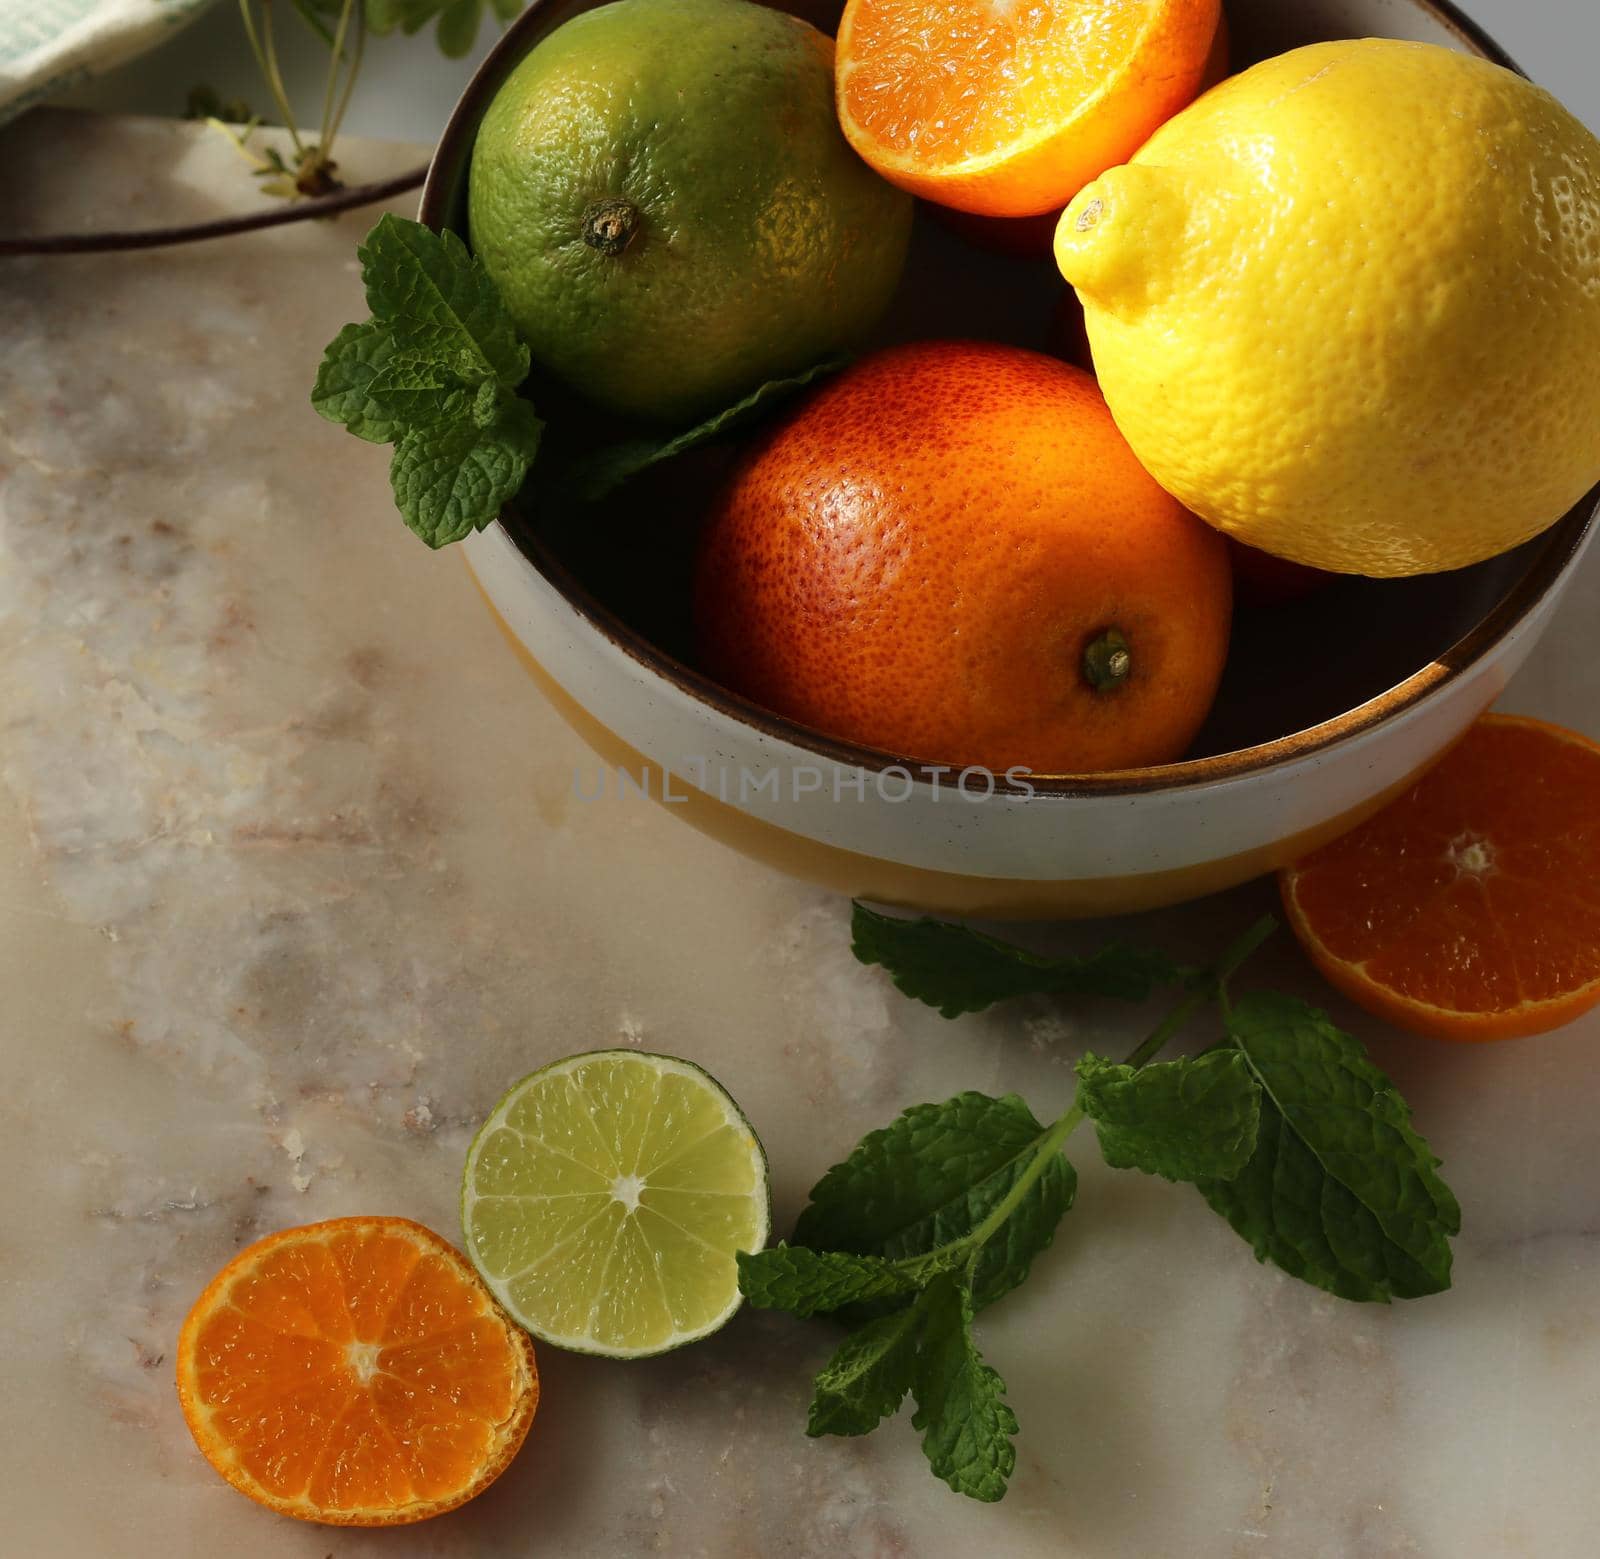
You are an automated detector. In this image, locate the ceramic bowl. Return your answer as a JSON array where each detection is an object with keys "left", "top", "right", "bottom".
[{"left": 421, "top": 0, "right": 1598, "bottom": 918}]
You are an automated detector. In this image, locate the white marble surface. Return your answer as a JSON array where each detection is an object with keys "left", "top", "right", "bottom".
[{"left": 3, "top": 110, "right": 1600, "bottom": 1559}]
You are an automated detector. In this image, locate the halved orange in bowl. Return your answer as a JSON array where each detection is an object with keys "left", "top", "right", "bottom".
[{"left": 836, "top": 0, "right": 1223, "bottom": 217}]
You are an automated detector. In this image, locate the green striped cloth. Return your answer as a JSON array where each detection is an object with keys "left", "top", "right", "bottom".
[{"left": 0, "top": 0, "right": 215, "bottom": 124}]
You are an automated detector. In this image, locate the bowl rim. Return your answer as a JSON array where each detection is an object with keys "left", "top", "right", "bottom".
[{"left": 421, "top": 0, "right": 1600, "bottom": 801}]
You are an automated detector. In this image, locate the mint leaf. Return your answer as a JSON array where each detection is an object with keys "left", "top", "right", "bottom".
[
  {"left": 390, "top": 396, "right": 541, "bottom": 549},
  {"left": 806, "top": 1301, "right": 924, "bottom": 1437},
  {"left": 805, "top": 1270, "right": 1022, "bottom": 1497},
  {"left": 311, "top": 320, "right": 403, "bottom": 443},
  {"left": 357, "top": 214, "right": 528, "bottom": 389},
  {"left": 313, "top": 215, "right": 542, "bottom": 549},
  {"left": 363, "top": 350, "right": 471, "bottom": 428},
  {"left": 1077, "top": 1049, "right": 1260, "bottom": 1182},
  {"left": 553, "top": 357, "right": 848, "bottom": 504},
  {"left": 737, "top": 1246, "right": 924, "bottom": 1318},
  {"left": 878, "top": 1143, "right": 1074, "bottom": 1313},
  {"left": 793, "top": 1092, "right": 1073, "bottom": 1311},
  {"left": 851, "top": 904, "right": 1185, "bottom": 1018},
  {"left": 316, "top": 216, "right": 831, "bottom": 550},
  {"left": 1196, "top": 992, "right": 1461, "bottom": 1302},
  {"left": 912, "top": 1278, "right": 1017, "bottom": 1502}
]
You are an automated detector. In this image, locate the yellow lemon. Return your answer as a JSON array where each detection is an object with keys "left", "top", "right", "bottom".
[{"left": 1054, "top": 39, "right": 1600, "bottom": 576}]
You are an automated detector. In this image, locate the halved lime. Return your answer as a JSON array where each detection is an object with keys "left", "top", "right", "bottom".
[{"left": 461, "top": 1050, "right": 770, "bottom": 1358}]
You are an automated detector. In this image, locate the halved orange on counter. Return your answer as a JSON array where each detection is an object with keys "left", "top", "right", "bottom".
[
  {"left": 836, "top": 0, "right": 1224, "bottom": 217},
  {"left": 1282, "top": 715, "right": 1600, "bottom": 1041},
  {"left": 176, "top": 1216, "right": 538, "bottom": 1526}
]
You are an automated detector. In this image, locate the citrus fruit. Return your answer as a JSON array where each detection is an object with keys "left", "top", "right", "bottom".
[
  {"left": 694, "top": 341, "right": 1232, "bottom": 774},
  {"left": 835, "top": 0, "right": 1221, "bottom": 217},
  {"left": 461, "top": 1050, "right": 770, "bottom": 1358},
  {"left": 1282, "top": 715, "right": 1600, "bottom": 1042},
  {"left": 175, "top": 1217, "right": 537, "bottom": 1526},
  {"left": 467, "top": 0, "right": 912, "bottom": 424},
  {"left": 1055, "top": 39, "right": 1600, "bottom": 577},
  {"left": 923, "top": 11, "right": 1229, "bottom": 254},
  {"left": 1199, "top": 5, "right": 1231, "bottom": 89}
]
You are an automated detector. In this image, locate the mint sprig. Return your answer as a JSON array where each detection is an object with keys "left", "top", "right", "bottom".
[
  {"left": 790, "top": 1090, "right": 1076, "bottom": 1311},
  {"left": 1197, "top": 991, "right": 1461, "bottom": 1301},
  {"left": 790, "top": 1275, "right": 1020, "bottom": 1499},
  {"left": 736, "top": 1246, "right": 931, "bottom": 1317},
  {"left": 313, "top": 214, "right": 541, "bottom": 548},
  {"left": 741, "top": 1087, "right": 1075, "bottom": 1501},
  {"left": 742, "top": 912, "right": 1461, "bottom": 1502},
  {"left": 912, "top": 1277, "right": 1018, "bottom": 1502},
  {"left": 310, "top": 321, "right": 403, "bottom": 443},
  {"left": 804, "top": 1298, "right": 924, "bottom": 1438},
  {"left": 314, "top": 215, "right": 848, "bottom": 547},
  {"left": 1077, "top": 1047, "right": 1261, "bottom": 1182},
  {"left": 851, "top": 903, "right": 1188, "bottom": 1017},
  {"left": 356, "top": 214, "right": 528, "bottom": 386},
  {"left": 548, "top": 357, "right": 848, "bottom": 505}
]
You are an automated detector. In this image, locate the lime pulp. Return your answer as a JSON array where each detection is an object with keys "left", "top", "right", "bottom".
[{"left": 461, "top": 1050, "right": 770, "bottom": 1358}]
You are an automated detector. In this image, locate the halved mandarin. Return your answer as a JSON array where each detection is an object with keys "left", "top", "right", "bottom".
[
  {"left": 836, "top": 0, "right": 1223, "bottom": 217},
  {"left": 176, "top": 1217, "right": 538, "bottom": 1526},
  {"left": 1282, "top": 715, "right": 1600, "bottom": 1042}
]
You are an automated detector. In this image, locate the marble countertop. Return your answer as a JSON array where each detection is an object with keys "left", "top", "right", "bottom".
[{"left": 3, "top": 109, "right": 1600, "bottom": 1559}]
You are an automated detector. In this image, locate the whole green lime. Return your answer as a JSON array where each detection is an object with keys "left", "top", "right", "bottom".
[{"left": 467, "top": 0, "right": 912, "bottom": 424}]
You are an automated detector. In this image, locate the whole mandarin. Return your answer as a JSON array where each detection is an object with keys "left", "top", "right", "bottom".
[{"left": 694, "top": 341, "right": 1233, "bottom": 774}]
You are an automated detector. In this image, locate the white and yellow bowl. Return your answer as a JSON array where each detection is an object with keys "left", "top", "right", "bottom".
[{"left": 424, "top": 0, "right": 1598, "bottom": 918}]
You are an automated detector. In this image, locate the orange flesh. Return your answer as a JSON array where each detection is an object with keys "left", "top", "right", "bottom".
[
  {"left": 178, "top": 1218, "right": 537, "bottom": 1524},
  {"left": 1283, "top": 715, "right": 1600, "bottom": 1040},
  {"left": 839, "top": 0, "right": 1143, "bottom": 165}
]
